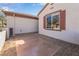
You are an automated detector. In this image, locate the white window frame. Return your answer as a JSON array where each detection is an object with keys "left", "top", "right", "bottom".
[{"left": 45, "top": 12, "right": 61, "bottom": 31}]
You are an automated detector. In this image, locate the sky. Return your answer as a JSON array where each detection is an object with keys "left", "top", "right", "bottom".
[{"left": 0, "top": 3, "right": 45, "bottom": 16}]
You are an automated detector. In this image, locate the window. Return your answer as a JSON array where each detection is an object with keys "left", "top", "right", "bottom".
[
  {"left": 47, "top": 16, "right": 51, "bottom": 29},
  {"left": 52, "top": 15, "right": 60, "bottom": 30},
  {"left": 44, "top": 10, "right": 66, "bottom": 31}
]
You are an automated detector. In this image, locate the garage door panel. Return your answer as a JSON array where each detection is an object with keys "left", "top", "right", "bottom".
[{"left": 15, "top": 17, "right": 38, "bottom": 34}]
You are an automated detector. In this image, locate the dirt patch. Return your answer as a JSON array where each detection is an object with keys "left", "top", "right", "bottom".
[{"left": 0, "top": 38, "right": 17, "bottom": 56}]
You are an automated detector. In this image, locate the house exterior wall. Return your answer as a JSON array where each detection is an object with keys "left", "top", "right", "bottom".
[
  {"left": 6, "top": 16, "right": 38, "bottom": 36},
  {"left": 39, "top": 3, "right": 79, "bottom": 45}
]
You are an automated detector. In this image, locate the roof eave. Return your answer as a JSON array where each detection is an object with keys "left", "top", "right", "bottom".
[
  {"left": 2, "top": 10, "right": 38, "bottom": 20},
  {"left": 37, "top": 3, "right": 49, "bottom": 16}
]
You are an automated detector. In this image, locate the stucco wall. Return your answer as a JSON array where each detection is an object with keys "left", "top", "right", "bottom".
[
  {"left": 6, "top": 16, "right": 38, "bottom": 36},
  {"left": 39, "top": 3, "right": 79, "bottom": 45},
  {"left": 0, "top": 31, "right": 6, "bottom": 51}
]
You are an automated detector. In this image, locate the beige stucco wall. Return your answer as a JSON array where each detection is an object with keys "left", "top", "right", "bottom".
[
  {"left": 39, "top": 3, "right": 79, "bottom": 45},
  {"left": 6, "top": 16, "right": 38, "bottom": 37}
]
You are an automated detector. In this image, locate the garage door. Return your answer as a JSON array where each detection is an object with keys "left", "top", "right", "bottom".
[{"left": 15, "top": 17, "right": 38, "bottom": 34}]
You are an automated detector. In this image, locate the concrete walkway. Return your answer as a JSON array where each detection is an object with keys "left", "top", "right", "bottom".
[{"left": 1, "top": 33, "right": 79, "bottom": 56}]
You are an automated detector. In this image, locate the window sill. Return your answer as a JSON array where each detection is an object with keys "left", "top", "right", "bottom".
[
  {"left": 52, "top": 29, "right": 61, "bottom": 31},
  {"left": 45, "top": 28, "right": 61, "bottom": 31}
]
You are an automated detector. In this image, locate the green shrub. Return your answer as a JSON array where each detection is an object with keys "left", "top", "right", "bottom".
[{"left": 0, "top": 10, "right": 7, "bottom": 31}]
